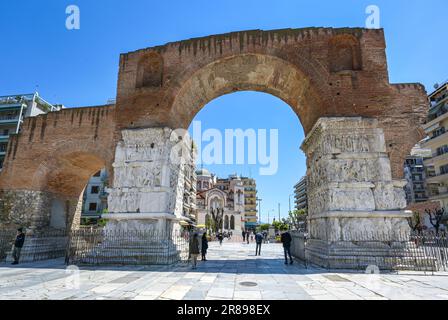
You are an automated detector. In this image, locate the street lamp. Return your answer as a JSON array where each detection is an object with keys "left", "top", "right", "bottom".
[
  {"left": 256, "top": 198, "right": 262, "bottom": 224},
  {"left": 289, "top": 194, "right": 294, "bottom": 214}
]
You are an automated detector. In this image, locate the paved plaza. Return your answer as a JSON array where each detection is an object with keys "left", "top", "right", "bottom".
[{"left": 1, "top": 240, "right": 448, "bottom": 300}]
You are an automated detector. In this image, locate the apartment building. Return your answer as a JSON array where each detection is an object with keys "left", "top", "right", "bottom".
[
  {"left": 422, "top": 81, "right": 448, "bottom": 211},
  {"left": 294, "top": 176, "right": 308, "bottom": 211},
  {"left": 0, "top": 93, "right": 62, "bottom": 169}
]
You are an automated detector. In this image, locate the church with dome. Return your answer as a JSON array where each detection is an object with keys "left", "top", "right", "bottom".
[{"left": 195, "top": 169, "right": 257, "bottom": 233}]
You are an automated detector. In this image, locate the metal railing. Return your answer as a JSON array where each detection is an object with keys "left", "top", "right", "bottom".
[
  {"left": 293, "top": 230, "right": 448, "bottom": 272},
  {"left": 0, "top": 229, "right": 16, "bottom": 261},
  {"left": 0, "top": 228, "right": 447, "bottom": 272},
  {"left": 66, "top": 229, "right": 190, "bottom": 266}
]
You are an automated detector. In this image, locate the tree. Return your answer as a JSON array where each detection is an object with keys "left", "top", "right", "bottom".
[
  {"left": 408, "top": 211, "right": 423, "bottom": 233},
  {"left": 272, "top": 220, "right": 289, "bottom": 232},
  {"left": 426, "top": 208, "right": 446, "bottom": 235},
  {"left": 289, "top": 209, "right": 307, "bottom": 231},
  {"left": 210, "top": 208, "right": 224, "bottom": 234},
  {"left": 259, "top": 224, "right": 270, "bottom": 231}
]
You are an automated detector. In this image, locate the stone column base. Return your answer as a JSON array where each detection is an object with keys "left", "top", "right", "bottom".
[
  {"left": 305, "top": 239, "right": 437, "bottom": 271},
  {"left": 68, "top": 218, "right": 188, "bottom": 266}
]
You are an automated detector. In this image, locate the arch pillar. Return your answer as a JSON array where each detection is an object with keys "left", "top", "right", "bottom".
[
  {"left": 104, "top": 127, "right": 195, "bottom": 233},
  {"left": 302, "top": 117, "right": 411, "bottom": 269}
]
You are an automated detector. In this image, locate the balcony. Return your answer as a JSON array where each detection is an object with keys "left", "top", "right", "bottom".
[
  {"left": 422, "top": 131, "right": 448, "bottom": 150},
  {"left": 0, "top": 104, "right": 23, "bottom": 112},
  {"left": 426, "top": 172, "right": 448, "bottom": 184},
  {"left": 425, "top": 152, "right": 448, "bottom": 167},
  {"left": 0, "top": 112, "right": 21, "bottom": 122}
]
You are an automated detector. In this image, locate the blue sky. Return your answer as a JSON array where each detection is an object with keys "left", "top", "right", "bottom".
[{"left": 1, "top": 0, "right": 447, "bottom": 222}]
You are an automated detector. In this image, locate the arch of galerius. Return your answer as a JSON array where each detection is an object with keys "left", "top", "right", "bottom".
[{"left": 0, "top": 28, "right": 428, "bottom": 267}]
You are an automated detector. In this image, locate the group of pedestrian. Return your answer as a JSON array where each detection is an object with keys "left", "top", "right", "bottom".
[
  {"left": 189, "top": 232, "right": 209, "bottom": 269},
  {"left": 242, "top": 230, "right": 255, "bottom": 244},
  {"left": 252, "top": 229, "right": 293, "bottom": 264}
]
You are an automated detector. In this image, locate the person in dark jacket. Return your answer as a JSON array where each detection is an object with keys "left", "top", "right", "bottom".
[
  {"left": 201, "top": 233, "right": 209, "bottom": 261},
  {"left": 217, "top": 233, "right": 223, "bottom": 246},
  {"left": 189, "top": 233, "right": 200, "bottom": 269},
  {"left": 255, "top": 232, "right": 263, "bottom": 256},
  {"left": 281, "top": 230, "right": 293, "bottom": 265},
  {"left": 12, "top": 228, "right": 25, "bottom": 265},
  {"left": 242, "top": 230, "right": 246, "bottom": 242}
]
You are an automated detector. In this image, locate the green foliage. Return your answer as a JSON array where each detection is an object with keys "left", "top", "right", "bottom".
[
  {"left": 289, "top": 209, "right": 307, "bottom": 230},
  {"left": 97, "top": 218, "right": 108, "bottom": 227},
  {"left": 408, "top": 211, "right": 422, "bottom": 232},
  {"left": 272, "top": 220, "right": 289, "bottom": 232},
  {"left": 259, "top": 224, "right": 270, "bottom": 231}
]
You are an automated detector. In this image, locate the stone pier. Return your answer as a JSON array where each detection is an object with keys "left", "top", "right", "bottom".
[
  {"left": 301, "top": 117, "right": 412, "bottom": 269},
  {"left": 105, "top": 127, "right": 193, "bottom": 231},
  {"left": 77, "top": 127, "right": 195, "bottom": 264}
]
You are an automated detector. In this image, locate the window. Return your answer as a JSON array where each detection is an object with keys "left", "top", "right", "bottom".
[
  {"left": 88, "top": 203, "right": 97, "bottom": 212},
  {"left": 2, "top": 129, "right": 9, "bottom": 136},
  {"left": 432, "top": 127, "right": 446, "bottom": 139},
  {"left": 437, "top": 145, "right": 448, "bottom": 157},
  {"left": 91, "top": 186, "right": 99, "bottom": 194},
  {"left": 440, "top": 164, "right": 448, "bottom": 175},
  {"left": 0, "top": 143, "right": 8, "bottom": 152},
  {"left": 93, "top": 171, "right": 101, "bottom": 177}
]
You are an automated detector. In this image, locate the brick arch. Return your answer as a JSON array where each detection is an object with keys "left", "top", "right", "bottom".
[
  {"left": 0, "top": 105, "right": 115, "bottom": 230},
  {"left": 31, "top": 147, "right": 109, "bottom": 197},
  {"left": 168, "top": 53, "right": 330, "bottom": 134}
]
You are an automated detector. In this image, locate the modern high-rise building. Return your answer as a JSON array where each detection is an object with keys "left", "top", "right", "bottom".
[
  {"left": 421, "top": 81, "right": 448, "bottom": 211},
  {"left": 241, "top": 177, "right": 258, "bottom": 230},
  {"left": 294, "top": 176, "right": 308, "bottom": 211},
  {"left": 0, "top": 93, "right": 62, "bottom": 169},
  {"left": 404, "top": 143, "right": 432, "bottom": 205}
]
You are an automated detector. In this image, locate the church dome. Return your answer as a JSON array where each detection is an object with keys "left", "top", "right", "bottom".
[{"left": 196, "top": 168, "right": 212, "bottom": 177}]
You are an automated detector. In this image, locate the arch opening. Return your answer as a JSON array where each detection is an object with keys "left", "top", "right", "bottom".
[{"left": 31, "top": 151, "right": 108, "bottom": 232}]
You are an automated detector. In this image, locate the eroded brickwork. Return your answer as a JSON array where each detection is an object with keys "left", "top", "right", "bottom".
[
  {"left": 115, "top": 28, "right": 427, "bottom": 178},
  {"left": 0, "top": 105, "right": 115, "bottom": 229}
]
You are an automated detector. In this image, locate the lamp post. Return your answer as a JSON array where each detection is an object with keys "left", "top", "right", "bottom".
[
  {"left": 289, "top": 194, "right": 294, "bottom": 214},
  {"left": 256, "top": 198, "right": 262, "bottom": 224}
]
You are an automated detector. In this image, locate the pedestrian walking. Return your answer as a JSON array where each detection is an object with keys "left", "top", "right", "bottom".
[
  {"left": 263, "top": 231, "right": 268, "bottom": 244},
  {"left": 201, "top": 232, "right": 209, "bottom": 261},
  {"left": 246, "top": 231, "right": 250, "bottom": 244},
  {"left": 255, "top": 232, "right": 263, "bottom": 256},
  {"left": 281, "top": 230, "right": 293, "bottom": 265},
  {"left": 242, "top": 230, "right": 246, "bottom": 242},
  {"left": 218, "top": 233, "right": 223, "bottom": 246},
  {"left": 189, "top": 233, "right": 200, "bottom": 269},
  {"left": 12, "top": 228, "right": 25, "bottom": 265}
]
